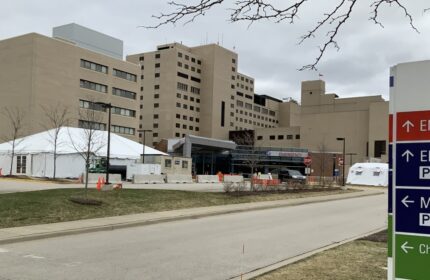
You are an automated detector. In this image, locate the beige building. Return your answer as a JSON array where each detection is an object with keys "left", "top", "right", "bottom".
[
  {"left": 0, "top": 24, "right": 140, "bottom": 141},
  {"left": 254, "top": 80, "right": 388, "bottom": 163},
  {"left": 126, "top": 43, "right": 279, "bottom": 146}
]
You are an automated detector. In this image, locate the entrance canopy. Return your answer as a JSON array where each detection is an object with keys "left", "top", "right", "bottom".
[{"left": 171, "top": 135, "right": 237, "bottom": 157}]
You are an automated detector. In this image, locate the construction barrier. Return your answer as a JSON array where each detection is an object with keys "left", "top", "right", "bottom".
[
  {"left": 166, "top": 174, "right": 193, "bottom": 183},
  {"left": 223, "top": 175, "right": 244, "bottom": 183},
  {"left": 133, "top": 174, "right": 165, "bottom": 184},
  {"left": 85, "top": 173, "right": 122, "bottom": 184},
  {"left": 196, "top": 175, "right": 220, "bottom": 183}
]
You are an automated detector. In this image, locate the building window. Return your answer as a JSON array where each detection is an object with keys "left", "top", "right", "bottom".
[
  {"left": 197, "top": 69, "right": 201, "bottom": 74},
  {"left": 176, "top": 102, "right": 181, "bottom": 108},
  {"left": 178, "top": 61, "right": 183, "bottom": 67},
  {"left": 79, "top": 100, "right": 106, "bottom": 112},
  {"left": 296, "top": 134, "right": 300, "bottom": 139},
  {"left": 232, "top": 58, "right": 236, "bottom": 64},
  {"left": 182, "top": 115, "right": 187, "bottom": 120},
  {"left": 16, "top": 155, "right": 27, "bottom": 174},
  {"left": 165, "top": 159, "right": 172, "bottom": 168},
  {"left": 175, "top": 133, "right": 180, "bottom": 137},
  {"left": 191, "top": 76, "right": 201, "bottom": 83},
  {"left": 185, "top": 55, "right": 189, "bottom": 60},
  {"left": 111, "top": 125, "right": 135, "bottom": 135},
  {"left": 245, "top": 103, "right": 252, "bottom": 110},
  {"left": 232, "top": 67, "right": 236, "bottom": 72},
  {"left": 191, "top": 86, "right": 200, "bottom": 94},
  {"left": 183, "top": 95, "right": 188, "bottom": 100},
  {"left": 112, "top": 87, "right": 136, "bottom": 99},
  {"left": 184, "top": 64, "right": 189, "bottom": 70},
  {"left": 155, "top": 53, "right": 160, "bottom": 59},
  {"left": 183, "top": 124, "right": 187, "bottom": 129},
  {"left": 139, "top": 56, "right": 144, "bottom": 61},
  {"left": 178, "top": 52, "right": 183, "bottom": 58},
  {"left": 177, "top": 93, "right": 182, "bottom": 98},
  {"left": 112, "top": 106, "right": 136, "bottom": 117},
  {"left": 278, "top": 135, "right": 284, "bottom": 140},
  {"left": 236, "top": 100, "right": 243, "bottom": 107},
  {"left": 154, "top": 94, "right": 159, "bottom": 99},
  {"left": 78, "top": 120, "right": 106, "bottom": 131},
  {"left": 176, "top": 114, "right": 180, "bottom": 119},
  {"left": 153, "top": 133, "right": 158, "bottom": 137},
  {"left": 113, "top": 69, "right": 137, "bottom": 82},
  {"left": 155, "top": 63, "right": 160, "bottom": 68},
  {"left": 257, "top": 136, "right": 263, "bottom": 140},
  {"left": 141, "top": 65, "right": 144, "bottom": 70},
  {"left": 178, "top": 72, "right": 189, "bottom": 79},
  {"left": 154, "top": 103, "right": 159, "bottom": 108},
  {"left": 197, "top": 60, "right": 201, "bottom": 65},
  {"left": 154, "top": 85, "right": 160, "bottom": 90},
  {"left": 183, "top": 104, "right": 188, "bottom": 109},
  {"left": 287, "top": 135, "right": 293, "bottom": 140},
  {"left": 221, "top": 101, "right": 225, "bottom": 127},
  {"left": 176, "top": 123, "right": 180, "bottom": 128},
  {"left": 269, "top": 135, "right": 275, "bottom": 140},
  {"left": 155, "top": 73, "right": 160, "bottom": 78},
  {"left": 190, "top": 97, "right": 195, "bottom": 102},
  {"left": 177, "top": 82, "right": 188, "bottom": 91},
  {"left": 374, "top": 140, "right": 387, "bottom": 158},
  {"left": 141, "top": 75, "right": 144, "bottom": 80},
  {"left": 182, "top": 161, "right": 188, "bottom": 169},
  {"left": 80, "top": 59, "right": 108, "bottom": 74},
  {"left": 154, "top": 114, "right": 159, "bottom": 119},
  {"left": 80, "top": 80, "right": 107, "bottom": 93},
  {"left": 196, "top": 118, "right": 199, "bottom": 123}
]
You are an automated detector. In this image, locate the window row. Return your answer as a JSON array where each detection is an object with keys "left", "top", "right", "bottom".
[
  {"left": 80, "top": 79, "right": 107, "bottom": 93},
  {"left": 176, "top": 93, "right": 200, "bottom": 103},
  {"left": 111, "top": 125, "right": 135, "bottom": 135},
  {"left": 177, "top": 61, "right": 201, "bottom": 73},
  {"left": 177, "top": 52, "right": 201, "bottom": 65},
  {"left": 177, "top": 82, "right": 201, "bottom": 95},
  {"left": 113, "top": 69, "right": 137, "bottom": 82},
  {"left": 175, "top": 113, "right": 200, "bottom": 123},
  {"left": 176, "top": 102, "right": 200, "bottom": 112},
  {"left": 175, "top": 123, "right": 200, "bottom": 131},
  {"left": 236, "top": 75, "right": 254, "bottom": 84},
  {"left": 112, "top": 87, "right": 136, "bottom": 100},
  {"left": 236, "top": 83, "right": 253, "bottom": 91},
  {"left": 257, "top": 134, "right": 300, "bottom": 141},
  {"left": 80, "top": 59, "right": 108, "bottom": 74},
  {"left": 235, "top": 109, "right": 278, "bottom": 123},
  {"left": 235, "top": 117, "right": 276, "bottom": 127}
]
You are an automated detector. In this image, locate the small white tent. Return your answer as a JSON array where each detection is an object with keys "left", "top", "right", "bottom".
[
  {"left": 346, "top": 162, "right": 388, "bottom": 186},
  {"left": 0, "top": 127, "right": 167, "bottom": 178}
]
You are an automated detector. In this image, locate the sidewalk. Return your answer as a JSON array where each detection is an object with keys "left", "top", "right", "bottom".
[{"left": 0, "top": 187, "right": 384, "bottom": 245}]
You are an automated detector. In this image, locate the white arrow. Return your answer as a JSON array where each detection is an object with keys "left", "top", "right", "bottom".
[
  {"left": 401, "top": 241, "right": 414, "bottom": 254},
  {"left": 402, "top": 150, "right": 414, "bottom": 163},
  {"left": 402, "top": 195, "right": 415, "bottom": 208},
  {"left": 402, "top": 120, "right": 415, "bottom": 133}
]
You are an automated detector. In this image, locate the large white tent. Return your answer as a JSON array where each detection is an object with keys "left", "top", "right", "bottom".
[
  {"left": 0, "top": 127, "right": 166, "bottom": 178},
  {"left": 346, "top": 162, "right": 388, "bottom": 186}
]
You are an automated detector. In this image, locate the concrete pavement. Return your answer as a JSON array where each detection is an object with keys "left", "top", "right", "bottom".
[
  {"left": 0, "top": 187, "right": 383, "bottom": 245},
  {"left": 0, "top": 178, "right": 224, "bottom": 193},
  {"left": 0, "top": 193, "right": 387, "bottom": 280}
]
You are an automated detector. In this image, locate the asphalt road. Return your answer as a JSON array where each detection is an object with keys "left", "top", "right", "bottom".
[{"left": 0, "top": 194, "right": 386, "bottom": 280}]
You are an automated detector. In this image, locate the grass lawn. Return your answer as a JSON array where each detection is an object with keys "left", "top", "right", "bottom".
[
  {"left": 255, "top": 231, "right": 387, "bottom": 280},
  {"left": 0, "top": 188, "right": 355, "bottom": 228}
]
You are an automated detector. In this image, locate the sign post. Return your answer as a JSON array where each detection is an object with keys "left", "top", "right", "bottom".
[{"left": 390, "top": 61, "right": 430, "bottom": 280}]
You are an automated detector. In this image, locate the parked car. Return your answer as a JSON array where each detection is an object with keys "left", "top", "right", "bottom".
[{"left": 277, "top": 169, "right": 306, "bottom": 183}]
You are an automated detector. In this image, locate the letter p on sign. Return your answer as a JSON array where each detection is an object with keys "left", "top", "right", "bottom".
[
  {"left": 420, "top": 213, "right": 430, "bottom": 227},
  {"left": 420, "top": 167, "right": 430, "bottom": 179}
]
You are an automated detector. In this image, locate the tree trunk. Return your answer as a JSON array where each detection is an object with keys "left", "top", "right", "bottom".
[
  {"left": 9, "top": 140, "right": 15, "bottom": 176},
  {"left": 53, "top": 138, "right": 57, "bottom": 179}
]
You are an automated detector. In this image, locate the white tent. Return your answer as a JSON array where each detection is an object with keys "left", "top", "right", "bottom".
[
  {"left": 346, "top": 162, "right": 388, "bottom": 186},
  {"left": 0, "top": 127, "right": 166, "bottom": 178}
]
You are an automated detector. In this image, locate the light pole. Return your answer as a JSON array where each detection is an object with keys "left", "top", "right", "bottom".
[
  {"left": 95, "top": 102, "right": 112, "bottom": 184},
  {"left": 138, "top": 129, "right": 152, "bottom": 163},
  {"left": 336, "top": 137, "right": 346, "bottom": 186}
]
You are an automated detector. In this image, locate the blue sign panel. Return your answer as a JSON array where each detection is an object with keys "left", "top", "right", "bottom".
[
  {"left": 389, "top": 170, "right": 393, "bottom": 213},
  {"left": 396, "top": 188, "right": 430, "bottom": 234},
  {"left": 396, "top": 143, "right": 430, "bottom": 187}
]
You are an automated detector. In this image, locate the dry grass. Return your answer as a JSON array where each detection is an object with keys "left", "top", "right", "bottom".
[
  {"left": 255, "top": 239, "right": 387, "bottom": 280},
  {"left": 0, "top": 188, "right": 356, "bottom": 228}
]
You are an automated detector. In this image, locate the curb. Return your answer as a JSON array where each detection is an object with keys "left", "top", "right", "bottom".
[
  {"left": 0, "top": 190, "right": 384, "bottom": 245},
  {"left": 229, "top": 226, "right": 388, "bottom": 280}
]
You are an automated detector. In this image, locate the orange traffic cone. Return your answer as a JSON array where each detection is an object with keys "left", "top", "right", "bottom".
[
  {"left": 96, "top": 177, "right": 102, "bottom": 191},
  {"left": 101, "top": 176, "right": 106, "bottom": 189}
]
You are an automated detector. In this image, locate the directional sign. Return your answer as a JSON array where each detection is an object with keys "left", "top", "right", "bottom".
[
  {"left": 395, "top": 234, "right": 430, "bottom": 280},
  {"left": 396, "top": 189, "right": 430, "bottom": 234},
  {"left": 395, "top": 143, "right": 430, "bottom": 187},
  {"left": 397, "top": 110, "right": 430, "bottom": 141}
]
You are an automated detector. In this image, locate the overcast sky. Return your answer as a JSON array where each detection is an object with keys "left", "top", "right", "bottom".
[{"left": 2, "top": 0, "right": 430, "bottom": 101}]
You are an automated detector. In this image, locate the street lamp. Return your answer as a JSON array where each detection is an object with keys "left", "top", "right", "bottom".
[
  {"left": 95, "top": 102, "right": 112, "bottom": 184},
  {"left": 138, "top": 129, "right": 152, "bottom": 164},
  {"left": 336, "top": 137, "right": 346, "bottom": 186}
]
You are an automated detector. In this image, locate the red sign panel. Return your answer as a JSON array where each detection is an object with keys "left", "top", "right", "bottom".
[
  {"left": 304, "top": 156, "right": 312, "bottom": 166},
  {"left": 396, "top": 110, "right": 430, "bottom": 141},
  {"left": 389, "top": 114, "right": 393, "bottom": 143}
]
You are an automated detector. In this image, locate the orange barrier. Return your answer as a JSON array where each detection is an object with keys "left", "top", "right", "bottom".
[{"left": 252, "top": 178, "right": 281, "bottom": 186}]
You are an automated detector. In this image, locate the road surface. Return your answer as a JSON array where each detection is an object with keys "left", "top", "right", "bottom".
[{"left": 0, "top": 194, "right": 386, "bottom": 280}]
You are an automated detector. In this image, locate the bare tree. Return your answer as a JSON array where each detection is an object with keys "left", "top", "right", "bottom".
[
  {"left": 147, "top": 0, "right": 421, "bottom": 70},
  {"left": 1, "top": 107, "right": 26, "bottom": 176},
  {"left": 40, "top": 104, "right": 71, "bottom": 179},
  {"left": 69, "top": 106, "right": 106, "bottom": 194}
]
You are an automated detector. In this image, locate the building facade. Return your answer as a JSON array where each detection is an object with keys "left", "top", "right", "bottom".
[
  {"left": 0, "top": 24, "right": 140, "bottom": 141},
  {"left": 126, "top": 43, "right": 280, "bottom": 146}
]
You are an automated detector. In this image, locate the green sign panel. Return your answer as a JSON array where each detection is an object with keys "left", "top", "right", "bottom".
[{"left": 396, "top": 234, "right": 430, "bottom": 279}]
